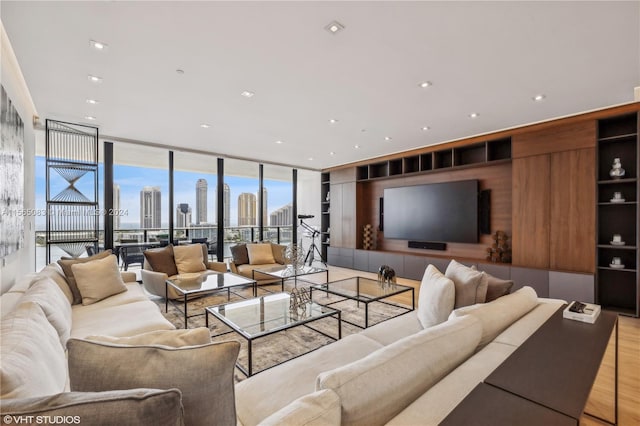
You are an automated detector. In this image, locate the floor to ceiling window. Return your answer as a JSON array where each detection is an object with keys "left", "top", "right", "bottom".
[
  {"left": 224, "top": 158, "right": 260, "bottom": 245},
  {"left": 263, "top": 164, "right": 293, "bottom": 245}
]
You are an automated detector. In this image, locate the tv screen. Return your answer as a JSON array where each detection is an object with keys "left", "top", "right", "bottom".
[{"left": 383, "top": 180, "right": 479, "bottom": 243}]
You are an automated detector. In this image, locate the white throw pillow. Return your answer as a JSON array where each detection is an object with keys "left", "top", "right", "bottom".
[
  {"left": 20, "top": 277, "right": 73, "bottom": 344},
  {"left": 417, "top": 264, "right": 455, "bottom": 328},
  {"left": 173, "top": 244, "right": 207, "bottom": 274},
  {"left": 246, "top": 243, "right": 276, "bottom": 265},
  {"left": 445, "top": 259, "right": 488, "bottom": 308},
  {"left": 258, "top": 389, "right": 341, "bottom": 426},
  {"left": 71, "top": 255, "right": 127, "bottom": 305},
  {"left": 451, "top": 286, "right": 538, "bottom": 348},
  {"left": 0, "top": 302, "right": 67, "bottom": 399}
]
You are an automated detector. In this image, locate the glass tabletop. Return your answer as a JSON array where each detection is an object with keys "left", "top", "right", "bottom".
[
  {"left": 167, "top": 272, "right": 255, "bottom": 295},
  {"left": 254, "top": 264, "right": 327, "bottom": 278},
  {"left": 206, "top": 292, "right": 338, "bottom": 338},
  {"left": 312, "top": 276, "right": 412, "bottom": 302}
]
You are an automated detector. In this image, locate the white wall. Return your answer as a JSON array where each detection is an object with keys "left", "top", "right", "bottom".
[{"left": 1, "top": 22, "right": 37, "bottom": 293}]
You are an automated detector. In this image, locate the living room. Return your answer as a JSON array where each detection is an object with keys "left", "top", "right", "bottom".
[{"left": 1, "top": 2, "right": 639, "bottom": 425}]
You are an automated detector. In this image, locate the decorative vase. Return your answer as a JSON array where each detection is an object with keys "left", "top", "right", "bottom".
[{"left": 609, "top": 158, "right": 626, "bottom": 179}]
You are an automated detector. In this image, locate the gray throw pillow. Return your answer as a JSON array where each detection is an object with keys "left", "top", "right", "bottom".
[
  {"left": 144, "top": 245, "right": 179, "bottom": 276},
  {"left": 230, "top": 243, "right": 249, "bottom": 265},
  {"left": 485, "top": 274, "right": 514, "bottom": 302},
  {"left": 67, "top": 339, "right": 240, "bottom": 426},
  {"left": 0, "top": 388, "right": 184, "bottom": 426}
]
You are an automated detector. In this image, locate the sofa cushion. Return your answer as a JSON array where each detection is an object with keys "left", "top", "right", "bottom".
[
  {"left": 0, "top": 292, "right": 24, "bottom": 318},
  {"left": 72, "top": 255, "right": 128, "bottom": 305},
  {"left": 271, "top": 243, "right": 287, "bottom": 264},
  {"left": 247, "top": 243, "right": 276, "bottom": 265},
  {"left": 144, "top": 245, "right": 179, "bottom": 276},
  {"left": 39, "top": 263, "right": 74, "bottom": 304},
  {"left": 451, "top": 286, "right": 539, "bottom": 348},
  {"left": 19, "top": 277, "right": 72, "bottom": 344},
  {"left": 68, "top": 339, "right": 240, "bottom": 426},
  {"left": 70, "top": 300, "right": 175, "bottom": 339},
  {"left": 417, "top": 264, "right": 455, "bottom": 328},
  {"left": 258, "top": 389, "right": 341, "bottom": 426},
  {"left": 86, "top": 327, "right": 211, "bottom": 347},
  {"left": 173, "top": 244, "right": 207, "bottom": 274},
  {"left": 235, "top": 334, "right": 383, "bottom": 426},
  {"left": 71, "top": 282, "right": 148, "bottom": 314},
  {"left": 316, "top": 315, "right": 482, "bottom": 426},
  {"left": 493, "top": 300, "right": 563, "bottom": 347},
  {"left": 360, "top": 311, "right": 423, "bottom": 346},
  {"left": 0, "top": 388, "right": 185, "bottom": 426},
  {"left": 387, "top": 341, "right": 517, "bottom": 426},
  {"left": 0, "top": 302, "right": 67, "bottom": 399},
  {"left": 58, "top": 250, "right": 113, "bottom": 305},
  {"left": 445, "top": 259, "right": 488, "bottom": 308},
  {"left": 230, "top": 243, "right": 249, "bottom": 265}
]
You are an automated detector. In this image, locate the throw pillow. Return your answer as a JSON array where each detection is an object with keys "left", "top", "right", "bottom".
[
  {"left": 58, "top": 250, "right": 112, "bottom": 305},
  {"left": 485, "top": 274, "right": 514, "bottom": 302},
  {"left": 1, "top": 302, "right": 67, "bottom": 399},
  {"left": 271, "top": 243, "right": 287, "bottom": 264},
  {"left": 144, "top": 245, "right": 179, "bottom": 276},
  {"left": 417, "top": 264, "right": 455, "bottom": 328},
  {"left": 68, "top": 339, "right": 240, "bottom": 426},
  {"left": 0, "top": 388, "right": 184, "bottom": 426},
  {"left": 86, "top": 327, "right": 211, "bottom": 347},
  {"left": 39, "top": 263, "right": 74, "bottom": 304},
  {"left": 247, "top": 243, "right": 275, "bottom": 265},
  {"left": 19, "top": 277, "right": 72, "bottom": 344},
  {"left": 173, "top": 244, "right": 206, "bottom": 274},
  {"left": 71, "top": 255, "right": 127, "bottom": 306},
  {"left": 445, "top": 259, "right": 488, "bottom": 308},
  {"left": 258, "top": 389, "right": 341, "bottom": 426},
  {"left": 230, "top": 243, "right": 249, "bottom": 265}
]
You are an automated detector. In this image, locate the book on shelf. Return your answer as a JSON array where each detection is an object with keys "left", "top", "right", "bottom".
[{"left": 563, "top": 301, "right": 601, "bottom": 324}]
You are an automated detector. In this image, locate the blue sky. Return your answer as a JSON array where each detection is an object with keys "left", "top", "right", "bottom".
[{"left": 35, "top": 156, "right": 293, "bottom": 229}]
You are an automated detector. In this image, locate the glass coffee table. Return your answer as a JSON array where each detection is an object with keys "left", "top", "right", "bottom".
[
  {"left": 205, "top": 292, "right": 341, "bottom": 376},
  {"left": 252, "top": 264, "right": 328, "bottom": 291},
  {"left": 310, "top": 276, "right": 415, "bottom": 328},
  {"left": 165, "top": 272, "right": 257, "bottom": 328}
]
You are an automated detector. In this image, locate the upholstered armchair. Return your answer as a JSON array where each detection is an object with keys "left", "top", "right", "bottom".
[{"left": 141, "top": 243, "right": 227, "bottom": 300}]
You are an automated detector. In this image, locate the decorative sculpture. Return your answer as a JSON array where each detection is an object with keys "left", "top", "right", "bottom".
[
  {"left": 377, "top": 265, "right": 397, "bottom": 287},
  {"left": 486, "top": 230, "right": 512, "bottom": 263},
  {"left": 363, "top": 224, "right": 374, "bottom": 250},
  {"left": 284, "top": 244, "right": 305, "bottom": 272},
  {"left": 289, "top": 287, "right": 311, "bottom": 320}
]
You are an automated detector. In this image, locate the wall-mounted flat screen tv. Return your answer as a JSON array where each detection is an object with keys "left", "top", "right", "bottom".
[{"left": 383, "top": 180, "right": 479, "bottom": 243}]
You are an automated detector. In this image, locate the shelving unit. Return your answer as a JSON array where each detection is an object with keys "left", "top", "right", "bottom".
[
  {"left": 596, "top": 113, "right": 639, "bottom": 317},
  {"left": 320, "top": 172, "right": 331, "bottom": 261},
  {"left": 355, "top": 137, "right": 511, "bottom": 181}
]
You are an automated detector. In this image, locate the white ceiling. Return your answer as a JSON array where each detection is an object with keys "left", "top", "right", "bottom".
[{"left": 3, "top": 1, "right": 639, "bottom": 170}]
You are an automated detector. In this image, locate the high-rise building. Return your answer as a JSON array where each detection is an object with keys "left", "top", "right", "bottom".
[
  {"left": 113, "top": 184, "right": 121, "bottom": 230},
  {"left": 269, "top": 203, "right": 292, "bottom": 226},
  {"left": 176, "top": 203, "right": 192, "bottom": 228},
  {"left": 140, "top": 186, "right": 161, "bottom": 229},
  {"left": 237, "top": 192, "right": 256, "bottom": 226},
  {"left": 261, "top": 187, "right": 268, "bottom": 226},
  {"left": 196, "top": 178, "right": 207, "bottom": 224},
  {"left": 215, "top": 183, "right": 231, "bottom": 227}
]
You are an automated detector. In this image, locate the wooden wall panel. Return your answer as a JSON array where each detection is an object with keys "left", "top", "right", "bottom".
[
  {"left": 329, "top": 184, "right": 343, "bottom": 247},
  {"left": 512, "top": 155, "right": 550, "bottom": 269},
  {"left": 513, "top": 121, "right": 596, "bottom": 158},
  {"left": 550, "top": 148, "right": 596, "bottom": 273},
  {"left": 360, "top": 163, "right": 512, "bottom": 260}
]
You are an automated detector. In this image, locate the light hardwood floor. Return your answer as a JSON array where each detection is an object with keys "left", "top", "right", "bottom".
[{"left": 321, "top": 265, "right": 640, "bottom": 425}]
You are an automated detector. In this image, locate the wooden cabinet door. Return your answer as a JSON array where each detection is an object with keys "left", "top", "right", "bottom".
[
  {"left": 512, "top": 155, "right": 551, "bottom": 268},
  {"left": 329, "top": 184, "right": 343, "bottom": 247},
  {"left": 549, "top": 148, "right": 595, "bottom": 273},
  {"left": 341, "top": 182, "right": 357, "bottom": 248}
]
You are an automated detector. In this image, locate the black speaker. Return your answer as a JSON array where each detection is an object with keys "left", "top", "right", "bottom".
[
  {"left": 479, "top": 189, "right": 491, "bottom": 235},
  {"left": 378, "top": 197, "right": 384, "bottom": 231},
  {"left": 408, "top": 241, "right": 447, "bottom": 251}
]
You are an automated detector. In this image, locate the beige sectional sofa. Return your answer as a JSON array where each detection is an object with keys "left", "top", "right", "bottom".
[{"left": 235, "top": 285, "right": 565, "bottom": 425}]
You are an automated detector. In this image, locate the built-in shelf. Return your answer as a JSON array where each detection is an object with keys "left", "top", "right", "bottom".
[
  {"left": 597, "top": 178, "right": 638, "bottom": 185},
  {"left": 597, "top": 266, "right": 637, "bottom": 273},
  {"left": 597, "top": 201, "right": 637, "bottom": 205},
  {"left": 320, "top": 172, "right": 331, "bottom": 261},
  {"left": 597, "top": 244, "right": 637, "bottom": 250},
  {"left": 355, "top": 137, "right": 511, "bottom": 181}
]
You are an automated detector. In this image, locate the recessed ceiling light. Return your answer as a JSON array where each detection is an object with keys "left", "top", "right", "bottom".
[
  {"left": 469, "top": 113, "right": 479, "bottom": 118},
  {"left": 532, "top": 94, "right": 546, "bottom": 102},
  {"left": 84, "top": 116, "right": 96, "bottom": 121},
  {"left": 325, "top": 21, "right": 345, "bottom": 34},
  {"left": 384, "top": 136, "right": 392, "bottom": 141},
  {"left": 86, "top": 99, "right": 99, "bottom": 105},
  {"left": 329, "top": 151, "right": 335, "bottom": 156},
  {"left": 241, "top": 90, "right": 255, "bottom": 98},
  {"left": 329, "top": 119, "right": 338, "bottom": 124},
  {"left": 421, "top": 126, "right": 430, "bottom": 131},
  {"left": 354, "top": 145, "right": 360, "bottom": 149},
  {"left": 275, "top": 140, "right": 283, "bottom": 144},
  {"left": 87, "top": 75, "right": 102, "bottom": 83},
  {"left": 419, "top": 81, "right": 432, "bottom": 88},
  {"left": 89, "top": 40, "right": 107, "bottom": 50},
  {"left": 176, "top": 69, "right": 185, "bottom": 75},
  {"left": 200, "top": 124, "right": 210, "bottom": 128}
]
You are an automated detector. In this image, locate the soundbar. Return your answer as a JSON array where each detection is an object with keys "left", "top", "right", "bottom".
[
  {"left": 297, "top": 214, "right": 314, "bottom": 219},
  {"left": 408, "top": 241, "right": 447, "bottom": 251}
]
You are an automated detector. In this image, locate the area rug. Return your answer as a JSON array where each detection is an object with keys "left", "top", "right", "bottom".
[{"left": 151, "top": 280, "right": 411, "bottom": 382}]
